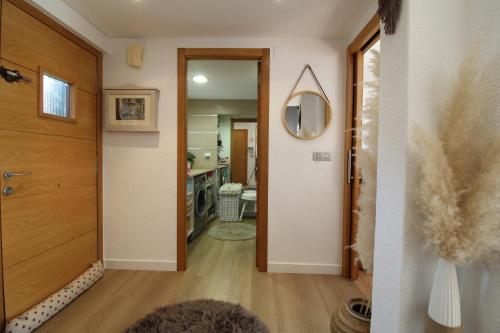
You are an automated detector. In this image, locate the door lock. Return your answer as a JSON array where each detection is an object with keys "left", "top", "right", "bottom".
[
  {"left": 2, "top": 186, "right": 14, "bottom": 196},
  {"left": 0, "top": 66, "right": 32, "bottom": 83}
]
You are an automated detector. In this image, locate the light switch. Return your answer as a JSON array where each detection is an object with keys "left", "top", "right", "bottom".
[
  {"left": 204, "top": 152, "right": 212, "bottom": 159},
  {"left": 313, "top": 152, "right": 331, "bottom": 161}
]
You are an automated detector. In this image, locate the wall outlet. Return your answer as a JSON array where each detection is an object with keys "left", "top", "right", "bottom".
[
  {"left": 204, "top": 152, "right": 212, "bottom": 159},
  {"left": 313, "top": 152, "right": 331, "bottom": 161}
]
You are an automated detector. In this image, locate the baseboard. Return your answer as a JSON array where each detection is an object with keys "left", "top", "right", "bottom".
[
  {"left": 104, "top": 259, "right": 177, "bottom": 271},
  {"left": 268, "top": 261, "right": 342, "bottom": 275},
  {"left": 104, "top": 259, "right": 339, "bottom": 274}
]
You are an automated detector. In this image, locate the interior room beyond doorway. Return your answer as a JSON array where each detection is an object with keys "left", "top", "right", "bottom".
[{"left": 178, "top": 51, "right": 270, "bottom": 273}]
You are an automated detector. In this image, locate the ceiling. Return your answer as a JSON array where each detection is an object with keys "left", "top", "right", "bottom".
[
  {"left": 62, "top": 0, "right": 374, "bottom": 38},
  {"left": 187, "top": 60, "right": 258, "bottom": 100}
]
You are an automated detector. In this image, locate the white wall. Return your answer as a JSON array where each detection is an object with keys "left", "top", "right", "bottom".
[
  {"left": 103, "top": 37, "right": 347, "bottom": 274},
  {"left": 345, "top": 0, "right": 379, "bottom": 43},
  {"left": 371, "top": 0, "right": 500, "bottom": 332},
  {"left": 370, "top": 1, "right": 410, "bottom": 330},
  {"left": 27, "top": 0, "right": 111, "bottom": 53}
]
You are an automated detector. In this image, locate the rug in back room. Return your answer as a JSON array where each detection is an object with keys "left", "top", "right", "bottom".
[{"left": 208, "top": 222, "right": 256, "bottom": 241}]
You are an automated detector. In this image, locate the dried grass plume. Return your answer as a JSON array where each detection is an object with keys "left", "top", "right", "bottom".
[
  {"left": 414, "top": 53, "right": 500, "bottom": 266},
  {"left": 353, "top": 50, "right": 380, "bottom": 274}
]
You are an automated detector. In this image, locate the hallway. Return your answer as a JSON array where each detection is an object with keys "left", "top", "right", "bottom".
[{"left": 36, "top": 220, "right": 363, "bottom": 332}]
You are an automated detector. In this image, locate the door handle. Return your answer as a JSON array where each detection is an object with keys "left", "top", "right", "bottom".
[
  {"left": 347, "top": 148, "right": 355, "bottom": 184},
  {"left": 3, "top": 171, "right": 32, "bottom": 179}
]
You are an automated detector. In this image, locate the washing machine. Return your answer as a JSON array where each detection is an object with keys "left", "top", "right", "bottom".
[{"left": 189, "top": 174, "right": 208, "bottom": 241}]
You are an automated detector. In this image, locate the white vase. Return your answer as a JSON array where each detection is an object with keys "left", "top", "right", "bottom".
[{"left": 428, "top": 258, "right": 461, "bottom": 327}]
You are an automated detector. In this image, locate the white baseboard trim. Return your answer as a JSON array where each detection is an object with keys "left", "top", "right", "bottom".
[
  {"left": 268, "top": 262, "right": 342, "bottom": 275},
  {"left": 104, "top": 259, "right": 177, "bottom": 271}
]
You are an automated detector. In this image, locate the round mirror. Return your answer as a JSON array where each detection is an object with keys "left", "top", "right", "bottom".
[{"left": 282, "top": 90, "right": 332, "bottom": 140}]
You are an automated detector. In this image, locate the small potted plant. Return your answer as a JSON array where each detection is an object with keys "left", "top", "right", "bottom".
[{"left": 187, "top": 152, "right": 196, "bottom": 173}]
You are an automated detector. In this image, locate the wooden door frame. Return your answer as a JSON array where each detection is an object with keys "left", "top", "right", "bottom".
[
  {"left": 177, "top": 48, "right": 270, "bottom": 272},
  {"left": 0, "top": 1, "right": 4, "bottom": 329},
  {"left": 230, "top": 129, "right": 248, "bottom": 185},
  {"left": 342, "top": 14, "right": 380, "bottom": 279}
]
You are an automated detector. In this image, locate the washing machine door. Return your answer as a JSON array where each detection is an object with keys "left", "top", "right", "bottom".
[{"left": 195, "top": 187, "right": 207, "bottom": 217}]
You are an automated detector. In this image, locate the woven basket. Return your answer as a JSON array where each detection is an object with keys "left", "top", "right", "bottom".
[
  {"left": 331, "top": 299, "right": 370, "bottom": 333},
  {"left": 220, "top": 193, "right": 240, "bottom": 221},
  {"left": 219, "top": 183, "right": 242, "bottom": 221}
]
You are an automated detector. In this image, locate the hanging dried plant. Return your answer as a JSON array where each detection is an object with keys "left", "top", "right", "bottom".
[
  {"left": 414, "top": 54, "right": 500, "bottom": 266},
  {"left": 353, "top": 50, "right": 380, "bottom": 274},
  {"left": 378, "top": 0, "right": 402, "bottom": 35}
]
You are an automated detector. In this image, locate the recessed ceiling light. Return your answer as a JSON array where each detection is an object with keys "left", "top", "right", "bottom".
[{"left": 193, "top": 75, "right": 208, "bottom": 84}]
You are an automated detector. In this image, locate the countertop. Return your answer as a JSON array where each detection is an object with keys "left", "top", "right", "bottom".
[
  {"left": 188, "top": 169, "right": 214, "bottom": 178},
  {"left": 188, "top": 164, "right": 229, "bottom": 178}
]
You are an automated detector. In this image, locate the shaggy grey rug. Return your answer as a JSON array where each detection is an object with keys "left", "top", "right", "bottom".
[
  {"left": 208, "top": 222, "right": 256, "bottom": 241},
  {"left": 125, "top": 299, "right": 269, "bottom": 333}
]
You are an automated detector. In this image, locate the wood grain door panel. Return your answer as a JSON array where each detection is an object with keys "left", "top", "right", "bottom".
[
  {"left": 231, "top": 129, "right": 248, "bottom": 185},
  {"left": 0, "top": 130, "right": 97, "bottom": 199},
  {"left": 1, "top": 1, "right": 97, "bottom": 94},
  {"left": 0, "top": 59, "right": 97, "bottom": 140},
  {"left": 3, "top": 231, "right": 98, "bottom": 320},
  {"left": 2, "top": 186, "right": 97, "bottom": 269},
  {"left": 0, "top": 0, "right": 100, "bottom": 320}
]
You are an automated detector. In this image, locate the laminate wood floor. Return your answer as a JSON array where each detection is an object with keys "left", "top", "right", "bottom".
[{"left": 37, "top": 219, "right": 362, "bottom": 333}]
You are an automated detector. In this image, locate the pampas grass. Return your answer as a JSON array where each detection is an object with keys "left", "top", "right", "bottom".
[
  {"left": 414, "top": 53, "right": 500, "bottom": 266},
  {"left": 353, "top": 50, "right": 380, "bottom": 274}
]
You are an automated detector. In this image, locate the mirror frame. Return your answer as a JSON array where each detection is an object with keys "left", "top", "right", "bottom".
[{"left": 281, "top": 90, "right": 333, "bottom": 140}]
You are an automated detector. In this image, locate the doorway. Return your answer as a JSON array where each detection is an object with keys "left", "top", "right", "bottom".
[
  {"left": 177, "top": 49, "right": 269, "bottom": 272},
  {"left": 342, "top": 15, "right": 380, "bottom": 280},
  {"left": 231, "top": 129, "right": 248, "bottom": 184},
  {"left": 231, "top": 118, "right": 257, "bottom": 186}
]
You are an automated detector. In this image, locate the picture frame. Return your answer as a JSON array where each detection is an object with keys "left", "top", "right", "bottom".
[{"left": 103, "top": 88, "right": 159, "bottom": 132}]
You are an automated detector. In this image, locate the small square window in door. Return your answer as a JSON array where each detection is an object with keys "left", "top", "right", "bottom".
[{"left": 40, "top": 71, "right": 76, "bottom": 121}]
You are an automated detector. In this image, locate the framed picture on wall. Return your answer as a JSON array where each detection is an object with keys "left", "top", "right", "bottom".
[{"left": 103, "top": 88, "right": 159, "bottom": 132}]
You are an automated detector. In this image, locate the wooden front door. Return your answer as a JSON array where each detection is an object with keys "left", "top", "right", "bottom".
[
  {"left": 231, "top": 129, "right": 248, "bottom": 185},
  {"left": 0, "top": 0, "right": 100, "bottom": 320}
]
